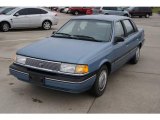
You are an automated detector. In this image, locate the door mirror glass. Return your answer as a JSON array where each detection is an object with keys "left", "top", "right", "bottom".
[
  {"left": 52, "top": 31, "right": 57, "bottom": 35},
  {"left": 14, "top": 13, "right": 19, "bottom": 16},
  {"left": 114, "top": 36, "right": 124, "bottom": 43}
]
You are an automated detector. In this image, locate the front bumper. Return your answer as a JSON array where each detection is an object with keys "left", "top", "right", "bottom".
[{"left": 9, "top": 64, "right": 96, "bottom": 93}]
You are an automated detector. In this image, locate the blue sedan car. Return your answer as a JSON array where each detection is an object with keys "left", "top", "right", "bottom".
[{"left": 9, "top": 15, "right": 145, "bottom": 96}]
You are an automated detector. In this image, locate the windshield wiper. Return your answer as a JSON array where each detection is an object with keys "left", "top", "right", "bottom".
[
  {"left": 72, "top": 35, "right": 103, "bottom": 42},
  {"left": 51, "top": 32, "right": 73, "bottom": 38},
  {"left": 54, "top": 32, "right": 71, "bottom": 36},
  {"left": 73, "top": 35, "right": 95, "bottom": 40}
]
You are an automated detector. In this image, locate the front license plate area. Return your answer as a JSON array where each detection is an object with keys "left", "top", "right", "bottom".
[{"left": 29, "top": 73, "right": 44, "bottom": 86}]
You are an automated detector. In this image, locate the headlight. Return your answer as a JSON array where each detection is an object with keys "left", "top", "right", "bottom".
[
  {"left": 60, "top": 63, "right": 89, "bottom": 74},
  {"left": 15, "top": 55, "right": 27, "bottom": 65},
  {"left": 60, "top": 63, "right": 76, "bottom": 73}
]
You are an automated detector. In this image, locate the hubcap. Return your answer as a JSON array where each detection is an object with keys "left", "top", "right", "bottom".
[
  {"left": 136, "top": 48, "right": 140, "bottom": 61},
  {"left": 75, "top": 11, "right": 78, "bottom": 15},
  {"left": 98, "top": 70, "right": 107, "bottom": 91},
  {"left": 43, "top": 22, "right": 51, "bottom": 30},
  {"left": 3, "top": 23, "right": 9, "bottom": 31}
]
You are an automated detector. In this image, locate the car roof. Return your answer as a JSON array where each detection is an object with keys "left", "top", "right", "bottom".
[{"left": 72, "top": 15, "right": 129, "bottom": 22}]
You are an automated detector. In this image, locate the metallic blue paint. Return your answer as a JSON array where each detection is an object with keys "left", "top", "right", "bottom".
[
  {"left": 10, "top": 15, "right": 145, "bottom": 93},
  {"left": 9, "top": 68, "right": 96, "bottom": 93}
]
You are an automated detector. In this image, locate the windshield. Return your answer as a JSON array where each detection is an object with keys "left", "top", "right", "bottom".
[
  {"left": 53, "top": 19, "right": 112, "bottom": 42},
  {"left": 0, "top": 7, "right": 6, "bottom": 12},
  {"left": 0, "top": 7, "right": 16, "bottom": 15}
]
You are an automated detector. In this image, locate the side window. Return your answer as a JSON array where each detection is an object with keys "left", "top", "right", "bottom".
[
  {"left": 27, "top": 8, "right": 47, "bottom": 15},
  {"left": 134, "top": 7, "right": 140, "bottom": 12},
  {"left": 117, "top": 7, "right": 123, "bottom": 11},
  {"left": 103, "top": 7, "right": 117, "bottom": 10},
  {"left": 123, "top": 20, "right": 134, "bottom": 35},
  {"left": 27, "top": 8, "right": 38, "bottom": 15},
  {"left": 16, "top": 9, "right": 29, "bottom": 15},
  {"left": 115, "top": 21, "right": 124, "bottom": 37},
  {"left": 39, "top": 9, "right": 48, "bottom": 14}
]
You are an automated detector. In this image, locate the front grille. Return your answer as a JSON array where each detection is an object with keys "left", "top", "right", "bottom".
[{"left": 25, "top": 58, "right": 61, "bottom": 72}]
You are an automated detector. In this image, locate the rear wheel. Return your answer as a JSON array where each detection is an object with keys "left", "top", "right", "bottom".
[
  {"left": 90, "top": 65, "right": 108, "bottom": 97},
  {"left": 74, "top": 11, "right": 79, "bottom": 15},
  {"left": 130, "top": 47, "right": 140, "bottom": 64},
  {"left": 145, "top": 14, "right": 150, "bottom": 18},
  {"left": 42, "top": 21, "right": 51, "bottom": 30},
  {"left": 0, "top": 22, "right": 10, "bottom": 32}
]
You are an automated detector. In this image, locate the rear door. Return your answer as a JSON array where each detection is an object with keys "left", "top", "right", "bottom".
[
  {"left": 122, "top": 19, "right": 139, "bottom": 60},
  {"left": 27, "top": 8, "right": 44, "bottom": 27}
]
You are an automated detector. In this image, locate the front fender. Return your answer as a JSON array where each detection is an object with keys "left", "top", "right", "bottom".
[
  {"left": 0, "top": 20, "right": 12, "bottom": 28},
  {"left": 98, "top": 59, "right": 111, "bottom": 69}
]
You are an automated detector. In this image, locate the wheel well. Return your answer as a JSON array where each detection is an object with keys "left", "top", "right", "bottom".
[
  {"left": 42, "top": 20, "right": 52, "bottom": 26},
  {"left": 139, "top": 43, "right": 142, "bottom": 49},
  {"left": 0, "top": 21, "right": 11, "bottom": 28},
  {"left": 101, "top": 62, "right": 111, "bottom": 75},
  {"left": 74, "top": 10, "right": 79, "bottom": 12},
  {"left": 124, "top": 14, "right": 128, "bottom": 16}
]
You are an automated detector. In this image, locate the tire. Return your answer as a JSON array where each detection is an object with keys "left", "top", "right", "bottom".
[
  {"left": 0, "top": 22, "right": 10, "bottom": 32},
  {"left": 145, "top": 14, "right": 150, "bottom": 18},
  {"left": 139, "top": 16, "right": 142, "bottom": 18},
  {"left": 90, "top": 65, "right": 108, "bottom": 97},
  {"left": 74, "top": 11, "right": 79, "bottom": 15},
  {"left": 130, "top": 47, "right": 140, "bottom": 64},
  {"left": 42, "top": 21, "right": 51, "bottom": 30}
]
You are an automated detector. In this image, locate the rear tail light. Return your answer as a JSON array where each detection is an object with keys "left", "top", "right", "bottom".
[
  {"left": 53, "top": 12, "right": 58, "bottom": 16},
  {"left": 86, "top": 9, "right": 93, "bottom": 15}
]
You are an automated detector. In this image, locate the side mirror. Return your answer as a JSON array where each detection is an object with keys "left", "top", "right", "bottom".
[
  {"left": 14, "top": 13, "right": 19, "bottom": 17},
  {"left": 114, "top": 36, "right": 124, "bottom": 44},
  {"left": 52, "top": 31, "right": 56, "bottom": 34}
]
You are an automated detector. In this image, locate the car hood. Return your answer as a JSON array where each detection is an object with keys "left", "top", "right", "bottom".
[{"left": 17, "top": 37, "right": 110, "bottom": 64}]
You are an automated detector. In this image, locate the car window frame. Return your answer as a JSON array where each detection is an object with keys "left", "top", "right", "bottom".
[
  {"left": 114, "top": 21, "right": 125, "bottom": 37},
  {"left": 121, "top": 19, "right": 137, "bottom": 37}
]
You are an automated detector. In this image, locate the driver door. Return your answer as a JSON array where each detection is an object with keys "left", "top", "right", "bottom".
[
  {"left": 12, "top": 8, "right": 30, "bottom": 28},
  {"left": 111, "top": 21, "right": 127, "bottom": 71}
]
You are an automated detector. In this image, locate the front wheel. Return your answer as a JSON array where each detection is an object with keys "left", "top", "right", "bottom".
[
  {"left": 0, "top": 22, "right": 10, "bottom": 32},
  {"left": 90, "top": 65, "right": 108, "bottom": 97},
  {"left": 130, "top": 47, "right": 140, "bottom": 64}
]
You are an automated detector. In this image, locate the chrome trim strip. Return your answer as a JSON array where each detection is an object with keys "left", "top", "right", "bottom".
[
  {"left": 45, "top": 74, "right": 96, "bottom": 84},
  {"left": 14, "top": 62, "right": 88, "bottom": 76},
  {"left": 10, "top": 68, "right": 29, "bottom": 75},
  {"left": 113, "top": 47, "right": 137, "bottom": 64}
]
